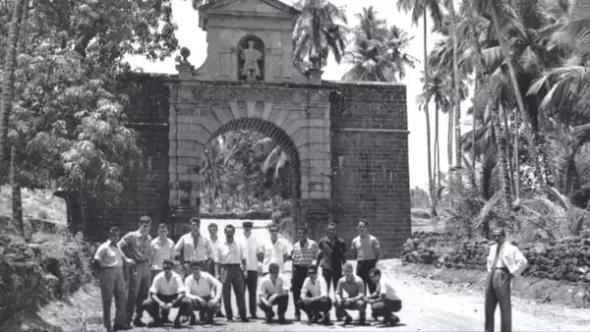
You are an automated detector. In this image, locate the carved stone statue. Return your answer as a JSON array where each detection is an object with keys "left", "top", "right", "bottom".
[{"left": 239, "top": 40, "right": 263, "bottom": 81}]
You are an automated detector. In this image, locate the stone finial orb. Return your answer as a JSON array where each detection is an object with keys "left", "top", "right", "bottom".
[{"left": 180, "top": 47, "right": 191, "bottom": 61}]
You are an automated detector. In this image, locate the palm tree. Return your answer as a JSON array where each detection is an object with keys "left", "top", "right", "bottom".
[
  {"left": 0, "top": 0, "right": 26, "bottom": 180},
  {"left": 397, "top": 0, "right": 443, "bottom": 215},
  {"left": 292, "top": 0, "right": 348, "bottom": 73},
  {"left": 342, "top": 7, "right": 417, "bottom": 82}
]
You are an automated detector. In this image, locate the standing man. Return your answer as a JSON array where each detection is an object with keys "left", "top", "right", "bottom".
[
  {"left": 140, "top": 260, "right": 190, "bottom": 328},
  {"left": 298, "top": 265, "right": 332, "bottom": 324},
  {"left": 291, "top": 226, "right": 319, "bottom": 321},
  {"left": 351, "top": 219, "right": 381, "bottom": 294},
  {"left": 317, "top": 222, "right": 346, "bottom": 294},
  {"left": 93, "top": 226, "right": 130, "bottom": 332},
  {"left": 175, "top": 217, "right": 214, "bottom": 276},
  {"left": 182, "top": 261, "right": 223, "bottom": 324},
  {"left": 207, "top": 223, "right": 220, "bottom": 275},
  {"left": 216, "top": 224, "right": 249, "bottom": 322},
  {"left": 258, "top": 263, "right": 289, "bottom": 324},
  {"left": 366, "top": 268, "right": 402, "bottom": 326},
  {"left": 485, "top": 228, "right": 528, "bottom": 332},
  {"left": 242, "top": 220, "right": 260, "bottom": 319},
  {"left": 261, "top": 224, "right": 291, "bottom": 274},
  {"left": 334, "top": 262, "right": 367, "bottom": 325},
  {"left": 118, "top": 216, "right": 153, "bottom": 328},
  {"left": 150, "top": 223, "right": 175, "bottom": 280}
]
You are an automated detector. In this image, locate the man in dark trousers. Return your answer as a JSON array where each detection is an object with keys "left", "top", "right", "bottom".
[
  {"left": 291, "top": 226, "right": 319, "bottom": 321},
  {"left": 118, "top": 216, "right": 153, "bottom": 327},
  {"left": 350, "top": 219, "right": 381, "bottom": 294},
  {"left": 485, "top": 228, "right": 527, "bottom": 332},
  {"left": 241, "top": 220, "right": 260, "bottom": 319},
  {"left": 215, "top": 224, "right": 249, "bottom": 322},
  {"left": 258, "top": 263, "right": 289, "bottom": 324},
  {"left": 317, "top": 222, "right": 346, "bottom": 295},
  {"left": 93, "top": 227, "right": 131, "bottom": 332}
]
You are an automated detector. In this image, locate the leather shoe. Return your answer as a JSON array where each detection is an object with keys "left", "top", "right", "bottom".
[
  {"left": 241, "top": 317, "right": 250, "bottom": 322},
  {"left": 113, "top": 324, "right": 132, "bottom": 331},
  {"left": 132, "top": 318, "right": 145, "bottom": 327}
]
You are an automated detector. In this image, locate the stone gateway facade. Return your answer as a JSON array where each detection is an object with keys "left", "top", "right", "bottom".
[{"left": 78, "top": 0, "right": 411, "bottom": 257}]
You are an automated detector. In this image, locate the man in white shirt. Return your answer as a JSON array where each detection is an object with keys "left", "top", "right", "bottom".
[
  {"left": 298, "top": 265, "right": 332, "bottom": 325},
  {"left": 367, "top": 268, "right": 401, "bottom": 327},
  {"left": 150, "top": 223, "right": 175, "bottom": 280},
  {"left": 215, "top": 224, "right": 249, "bottom": 322},
  {"left": 485, "top": 228, "right": 528, "bottom": 332},
  {"left": 258, "top": 263, "right": 289, "bottom": 324},
  {"left": 241, "top": 220, "right": 260, "bottom": 319},
  {"left": 206, "top": 222, "right": 224, "bottom": 318},
  {"left": 174, "top": 217, "right": 214, "bottom": 276},
  {"left": 140, "top": 260, "right": 189, "bottom": 328},
  {"left": 261, "top": 224, "right": 291, "bottom": 274},
  {"left": 182, "top": 261, "right": 222, "bottom": 324}
]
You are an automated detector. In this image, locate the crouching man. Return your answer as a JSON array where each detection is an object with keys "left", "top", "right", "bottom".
[
  {"left": 258, "top": 263, "right": 289, "bottom": 324},
  {"left": 334, "top": 262, "right": 367, "bottom": 325},
  {"left": 182, "top": 261, "right": 222, "bottom": 324},
  {"left": 366, "top": 268, "right": 402, "bottom": 326},
  {"left": 298, "top": 265, "right": 332, "bottom": 324},
  {"left": 141, "top": 259, "right": 190, "bottom": 328}
]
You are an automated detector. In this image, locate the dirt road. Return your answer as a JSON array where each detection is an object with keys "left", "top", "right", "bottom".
[{"left": 55, "top": 259, "right": 585, "bottom": 332}]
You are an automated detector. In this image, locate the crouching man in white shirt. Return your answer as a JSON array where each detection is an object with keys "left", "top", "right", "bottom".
[
  {"left": 181, "top": 261, "right": 223, "bottom": 324},
  {"left": 141, "top": 259, "right": 190, "bottom": 328},
  {"left": 366, "top": 268, "right": 402, "bottom": 327},
  {"left": 258, "top": 262, "right": 289, "bottom": 324},
  {"left": 298, "top": 265, "right": 332, "bottom": 324}
]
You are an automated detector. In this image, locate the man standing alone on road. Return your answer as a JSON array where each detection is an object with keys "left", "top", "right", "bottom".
[
  {"left": 317, "top": 222, "right": 346, "bottom": 294},
  {"left": 242, "top": 220, "right": 260, "bottom": 319},
  {"left": 93, "top": 226, "right": 130, "bottom": 332},
  {"left": 485, "top": 228, "right": 527, "bottom": 332},
  {"left": 351, "top": 219, "right": 381, "bottom": 294},
  {"left": 150, "top": 223, "right": 175, "bottom": 280},
  {"left": 216, "top": 224, "right": 249, "bottom": 322},
  {"left": 118, "top": 216, "right": 153, "bottom": 327},
  {"left": 291, "top": 226, "right": 319, "bottom": 321}
]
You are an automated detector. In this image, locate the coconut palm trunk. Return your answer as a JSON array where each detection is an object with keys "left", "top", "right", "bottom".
[
  {"left": 449, "top": 0, "right": 462, "bottom": 187},
  {"left": 0, "top": 0, "right": 25, "bottom": 178},
  {"left": 489, "top": 96, "right": 512, "bottom": 209},
  {"left": 421, "top": 8, "right": 436, "bottom": 216}
]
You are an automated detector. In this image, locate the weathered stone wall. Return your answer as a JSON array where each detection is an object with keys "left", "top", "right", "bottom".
[{"left": 330, "top": 82, "right": 411, "bottom": 257}]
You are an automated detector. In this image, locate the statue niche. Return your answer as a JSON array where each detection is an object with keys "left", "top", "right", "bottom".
[{"left": 238, "top": 36, "right": 264, "bottom": 82}]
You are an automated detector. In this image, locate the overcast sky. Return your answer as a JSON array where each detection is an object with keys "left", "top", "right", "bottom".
[{"left": 126, "top": 0, "right": 471, "bottom": 190}]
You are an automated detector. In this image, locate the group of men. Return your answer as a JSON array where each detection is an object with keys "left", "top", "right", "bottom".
[{"left": 93, "top": 217, "right": 402, "bottom": 331}]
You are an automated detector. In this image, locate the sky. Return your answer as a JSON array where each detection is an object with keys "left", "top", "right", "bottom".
[{"left": 126, "top": 0, "right": 472, "bottom": 190}]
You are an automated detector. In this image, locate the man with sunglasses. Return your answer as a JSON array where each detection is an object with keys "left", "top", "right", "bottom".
[
  {"left": 484, "top": 228, "right": 527, "bottom": 332},
  {"left": 298, "top": 265, "right": 332, "bottom": 325},
  {"left": 141, "top": 260, "right": 189, "bottom": 328}
]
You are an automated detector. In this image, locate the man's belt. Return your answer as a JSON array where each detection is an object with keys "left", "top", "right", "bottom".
[
  {"left": 493, "top": 267, "right": 509, "bottom": 272},
  {"left": 293, "top": 264, "right": 312, "bottom": 269},
  {"left": 222, "top": 263, "right": 241, "bottom": 267}
]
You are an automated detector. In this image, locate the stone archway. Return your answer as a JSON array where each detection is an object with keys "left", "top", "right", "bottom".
[{"left": 168, "top": 82, "right": 333, "bottom": 234}]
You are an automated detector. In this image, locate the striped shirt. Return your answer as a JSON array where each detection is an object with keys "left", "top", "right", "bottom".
[{"left": 292, "top": 239, "right": 319, "bottom": 266}]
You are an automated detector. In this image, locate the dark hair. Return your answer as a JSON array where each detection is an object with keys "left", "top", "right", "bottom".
[
  {"left": 139, "top": 215, "right": 152, "bottom": 225},
  {"left": 208, "top": 223, "right": 218, "bottom": 229},
  {"left": 297, "top": 226, "right": 307, "bottom": 233},
  {"left": 269, "top": 224, "right": 279, "bottom": 231},
  {"left": 269, "top": 262, "right": 279, "bottom": 271},
  {"left": 327, "top": 222, "right": 336, "bottom": 229},
  {"left": 158, "top": 223, "right": 167, "bottom": 229},
  {"left": 189, "top": 217, "right": 201, "bottom": 224},
  {"left": 162, "top": 259, "right": 173, "bottom": 267},
  {"left": 369, "top": 267, "right": 381, "bottom": 277},
  {"left": 109, "top": 226, "right": 120, "bottom": 234},
  {"left": 190, "top": 261, "right": 202, "bottom": 268},
  {"left": 358, "top": 219, "right": 368, "bottom": 226},
  {"left": 225, "top": 224, "right": 235, "bottom": 231},
  {"left": 307, "top": 265, "right": 318, "bottom": 274}
]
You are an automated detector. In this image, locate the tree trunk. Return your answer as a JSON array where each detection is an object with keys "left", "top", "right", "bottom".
[
  {"left": 10, "top": 146, "right": 23, "bottom": 236},
  {"left": 422, "top": 12, "right": 435, "bottom": 217},
  {"left": 0, "top": 0, "right": 25, "bottom": 179},
  {"left": 449, "top": 0, "right": 462, "bottom": 188},
  {"left": 448, "top": 107, "right": 454, "bottom": 171},
  {"left": 435, "top": 104, "right": 441, "bottom": 194},
  {"left": 490, "top": 5, "right": 540, "bottom": 193},
  {"left": 490, "top": 98, "right": 512, "bottom": 210},
  {"left": 500, "top": 104, "right": 515, "bottom": 196}
]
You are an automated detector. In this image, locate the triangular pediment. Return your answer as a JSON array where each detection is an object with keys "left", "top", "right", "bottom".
[{"left": 201, "top": 0, "right": 299, "bottom": 16}]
